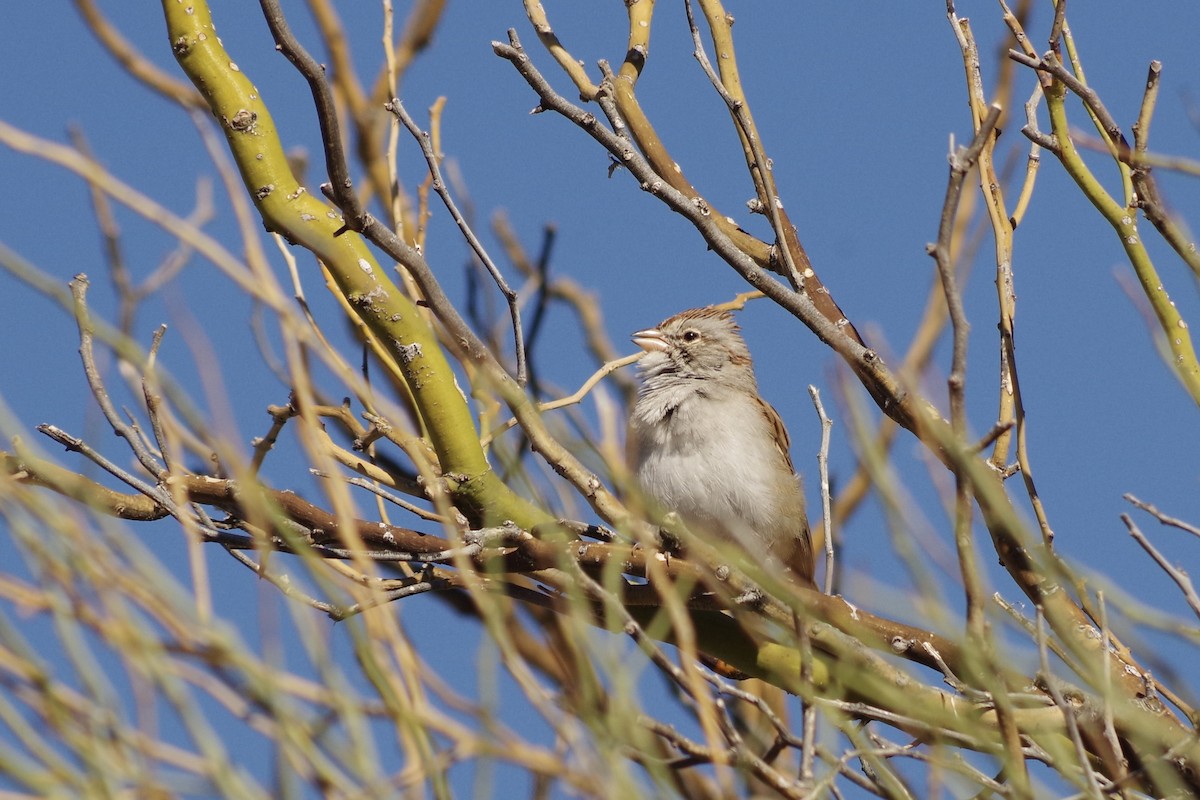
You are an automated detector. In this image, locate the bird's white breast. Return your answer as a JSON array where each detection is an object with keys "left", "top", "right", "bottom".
[{"left": 631, "top": 384, "right": 787, "bottom": 547}]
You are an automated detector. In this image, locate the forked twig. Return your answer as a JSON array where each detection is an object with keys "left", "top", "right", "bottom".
[{"left": 386, "top": 99, "right": 528, "bottom": 387}]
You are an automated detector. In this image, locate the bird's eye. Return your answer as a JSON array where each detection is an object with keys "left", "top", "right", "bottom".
[{"left": 682, "top": 330, "right": 700, "bottom": 342}]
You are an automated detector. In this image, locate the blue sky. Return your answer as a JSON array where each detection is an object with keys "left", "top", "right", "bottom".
[{"left": 3, "top": 2, "right": 1200, "bottom": 796}]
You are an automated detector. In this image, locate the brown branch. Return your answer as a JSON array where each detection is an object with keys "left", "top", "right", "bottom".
[
  {"left": 3, "top": 436, "right": 1023, "bottom": 695},
  {"left": 494, "top": 32, "right": 924, "bottom": 436}
]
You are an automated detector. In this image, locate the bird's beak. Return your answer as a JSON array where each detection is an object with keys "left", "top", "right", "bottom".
[{"left": 632, "top": 327, "right": 668, "bottom": 353}]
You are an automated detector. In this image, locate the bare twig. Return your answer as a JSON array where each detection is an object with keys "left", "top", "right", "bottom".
[
  {"left": 1123, "top": 515, "right": 1200, "bottom": 622},
  {"left": 481, "top": 353, "right": 642, "bottom": 447},
  {"left": 926, "top": 103, "right": 1002, "bottom": 641},
  {"left": 683, "top": 0, "right": 803, "bottom": 290},
  {"left": 257, "top": 0, "right": 360, "bottom": 219},
  {"left": 386, "top": 99, "right": 527, "bottom": 386},
  {"left": 520, "top": 223, "right": 557, "bottom": 398},
  {"left": 312, "top": 471, "right": 444, "bottom": 522},
  {"left": 69, "top": 275, "right": 169, "bottom": 480},
  {"left": 1095, "top": 593, "right": 1130, "bottom": 786},
  {"left": 1125, "top": 494, "right": 1200, "bottom": 540},
  {"left": 72, "top": 0, "right": 206, "bottom": 110},
  {"left": 35, "top": 424, "right": 172, "bottom": 512},
  {"left": 808, "top": 387, "right": 835, "bottom": 596},
  {"left": 494, "top": 32, "right": 907, "bottom": 436},
  {"left": 1035, "top": 607, "right": 1105, "bottom": 799}
]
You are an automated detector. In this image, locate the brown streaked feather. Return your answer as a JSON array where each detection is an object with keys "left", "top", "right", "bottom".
[{"left": 759, "top": 397, "right": 795, "bottom": 474}]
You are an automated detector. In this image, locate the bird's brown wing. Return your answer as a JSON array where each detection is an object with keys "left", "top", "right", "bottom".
[
  {"left": 758, "top": 396, "right": 796, "bottom": 474},
  {"left": 759, "top": 398, "right": 817, "bottom": 586}
]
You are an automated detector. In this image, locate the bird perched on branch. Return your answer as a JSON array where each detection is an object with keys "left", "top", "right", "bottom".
[{"left": 628, "top": 307, "right": 815, "bottom": 587}]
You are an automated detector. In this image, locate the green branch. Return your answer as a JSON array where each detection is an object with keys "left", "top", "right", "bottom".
[
  {"left": 1044, "top": 78, "right": 1200, "bottom": 406},
  {"left": 161, "top": 0, "right": 546, "bottom": 528}
]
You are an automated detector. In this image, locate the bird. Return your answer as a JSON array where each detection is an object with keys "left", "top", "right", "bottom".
[{"left": 627, "top": 306, "right": 815, "bottom": 586}]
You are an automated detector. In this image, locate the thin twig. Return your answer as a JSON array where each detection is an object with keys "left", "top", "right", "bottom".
[
  {"left": 1095, "top": 592, "right": 1129, "bottom": 785},
  {"left": 494, "top": 213, "right": 633, "bottom": 398},
  {"left": 481, "top": 353, "right": 642, "bottom": 447},
  {"left": 521, "top": 223, "right": 558, "bottom": 399},
  {"left": 69, "top": 275, "right": 167, "bottom": 480},
  {"left": 1123, "top": 515, "right": 1200, "bottom": 622},
  {"left": 256, "top": 0, "right": 360, "bottom": 219},
  {"left": 971, "top": 421, "right": 1014, "bottom": 454},
  {"left": 1125, "top": 493, "right": 1200, "bottom": 539},
  {"left": 623, "top": 617, "right": 806, "bottom": 798},
  {"left": 926, "top": 103, "right": 1002, "bottom": 640},
  {"left": 1009, "top": 87, "right": 1045, "bottom": 229},
  {"left": 311, "top": 471, "right": 443, "bottom": 522},
  {"left": 1035, "top": 607, "right": 1105, "bottom": 799},
  {"left": 1048, "top": 0, "right": 1067, "bottom": 57},
  {"left": 223, "top": 547, "right": 340, "bottom": 616},
  {"left": 329, "top": 572, "right": 458, "bottom": 621},
  {"left": 36, "top": 424, "right": 172, "bottom": 512},
  {"left": 386, "top": 99, "right": 528, "bottom": 387},
  {"left": 142, "top": 325, "right": 175, "bottom": 473},
  {"left": 683, "top": 0, "right": 803, "bottom": 290},
  {"left": 808, "top": 387, "right": 835, "bottom": 595},
  {"left": 493, "top": 32, "right": 886, "bottom": 404},
  {"left": 72, "top": 0, "right": 207, "bottom": 110},
  {"left": 993, "top": 593, "right": 1077, "bottom": 671}
]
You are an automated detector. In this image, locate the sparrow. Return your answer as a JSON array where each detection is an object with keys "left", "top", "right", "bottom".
[{"left": 628, "top": 307, "right": 815, "bottom": 586}]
